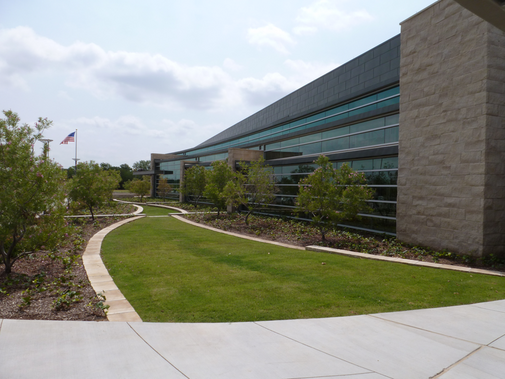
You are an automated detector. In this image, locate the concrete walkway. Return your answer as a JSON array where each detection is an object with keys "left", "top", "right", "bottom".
[
  {"left": 1, "top": 212, "right": 504, "bottom": 378},
  {"left": 1, "top": 300, "right": 504, "bottom": 378}
]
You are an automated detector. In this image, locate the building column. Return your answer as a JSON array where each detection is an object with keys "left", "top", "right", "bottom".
[{"left": 397, "top": 0, "right": 505, "bottom": 257}]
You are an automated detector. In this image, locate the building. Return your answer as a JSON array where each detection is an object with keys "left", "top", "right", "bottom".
[{"left": 146, "top": 0, "right": 505, "bottom": 257}]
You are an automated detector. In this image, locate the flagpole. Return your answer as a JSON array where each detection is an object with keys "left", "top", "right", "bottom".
[{"left": 72, "top": 129, "right": 80, "bottom": 172}]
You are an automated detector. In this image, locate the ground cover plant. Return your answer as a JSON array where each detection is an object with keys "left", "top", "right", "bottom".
[{"left": 101, "top": 217, "right": 505, "bottom": 323}]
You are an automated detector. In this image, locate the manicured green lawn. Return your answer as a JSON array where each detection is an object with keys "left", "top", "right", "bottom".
[
  {"left": 101, "top": 217, "right": 505, "bottom": 322},
  {"left": 140, "top": 205, "right": 180, "bottom": 216}
]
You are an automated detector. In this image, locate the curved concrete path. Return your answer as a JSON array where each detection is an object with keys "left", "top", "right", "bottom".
[
  {"left": 83, "top": 215, "right": 145, "bottom": 322},
  {"left": 1, "top": 212, "right": 505, "bottom": 378}
]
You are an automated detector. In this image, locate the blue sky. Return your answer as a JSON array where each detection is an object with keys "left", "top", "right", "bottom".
[{"left": 0, "top": 0, "right": 435, "bottom": 167}]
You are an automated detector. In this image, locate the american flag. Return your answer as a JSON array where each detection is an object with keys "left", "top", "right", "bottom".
[{"left": 60, "top": 132, "right": 75, "bottom": 145}]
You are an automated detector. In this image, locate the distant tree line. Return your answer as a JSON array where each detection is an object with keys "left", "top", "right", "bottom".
[{"left": 66, "top": 160, "right": 150, "bottom": 190}]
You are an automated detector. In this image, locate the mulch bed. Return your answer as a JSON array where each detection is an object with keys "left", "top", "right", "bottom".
[{"left": 0, "top": 217, "right": 130, "bottom": 321}]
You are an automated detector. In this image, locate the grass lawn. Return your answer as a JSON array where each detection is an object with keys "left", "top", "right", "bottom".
[
  {"left": 101, "top": 217, "right": 505, "bottom": 323},
  {"left": 140, "top": 205, "right": 180, "bottom": 216}
]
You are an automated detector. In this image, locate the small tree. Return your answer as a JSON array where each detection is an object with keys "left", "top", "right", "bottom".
[
  {"left": 68, "top": 161, "right": 120, "bottom": 220},
  {"left": 203, "top": 160, "right": 234, "bottom": 216},
  {"left": 157, "top": 177, "right": 172, "bottom": 201},
  {"left": 126, "top": 176, "right": 151, "bottom": 202},
  {"left": 226, "top": 158, "right": 277, "bottom": 225},
  {"left": 0, "top": 111, "right": 68, "bottom": 274},
  {"left": 181, "top": 165, "right": 206, "bottom": 207},
  {"left": 297, "top": 155, "right": 373, "bottom": 241},
  {"left": 132, "top": 160, "right": 150, "bottom": 172}
]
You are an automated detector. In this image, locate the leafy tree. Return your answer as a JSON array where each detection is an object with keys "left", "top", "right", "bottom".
[
  {"left": 225, "top": 158, "right": 277, "bottom": 225},
  {"left": 68, "top": 161, "right": 120, "bottom": 220},
  {"left": 126, "top": 176, "right": 151, "bottom": 202},
  {"left": 203, "top": 160, "right": 235, "bottom": 216},
  {"left": 100, "top": 162, "right": 112, "bottom": 171},
  {"left": 223, "top": 170, "right": 246, "bottom": 214},
  {"left": 97, "top": 162, "right": 133, "bottom": 189},
  {"left": 157, "top": 177, "right": 172, "bottom": 200},
  {"left": 133, "top": 160, "right": 150, "bottom": 172},
  {"left": 297, "top": 155, "right": 373, "bottom": 241},
  {"left": 0, "top": 110, "right": 67, "bottom": 274},
  {"left": 119, "top": 164, "right": 133, "bottom": 189},
  {"left": 66, "top": 166, "right": 76, "bottom": 179},
  {"left": 181, "top": 165, "right": 206, "bottom": 207}
]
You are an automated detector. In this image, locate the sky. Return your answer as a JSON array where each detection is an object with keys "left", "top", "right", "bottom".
[{"left": 0, "top": 0, "right": 435, "bottom": 168}]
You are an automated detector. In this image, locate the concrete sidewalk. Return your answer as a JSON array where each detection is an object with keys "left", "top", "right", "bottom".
[{"left": 1, "top": 299, "right": 504, "bottom": 378}]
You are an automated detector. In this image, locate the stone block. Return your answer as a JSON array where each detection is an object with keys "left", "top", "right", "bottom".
[{"left": 460, "top": 151, "right": 484, "bottom": 164}]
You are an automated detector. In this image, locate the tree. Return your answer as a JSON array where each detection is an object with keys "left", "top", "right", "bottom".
[
  {"left": 126, "top": 176, "right": 151, "bottom": 202},
  {"left": 97, "top": 162, "right": 133, "bottom": 189},
  {"left": 181, "top": 165, "right": 206, "bottom": 207},
  {"left": 297, "top": 155, "right": 373, "bottom": 241},
  {"left": 225, "top": 158, "right": 277, "bottom": 225},
  {"left": 68, "top": 161, "right": 120, "bottom": 220},
  {"left": 119, "top": 164, "right": 133, "bottom": 189},
  {"left": 66, "top": 166, "right": 76, "bottom": 179},
  {"left": 132, "top": 160, "right": 150, "bottom": 172},
  {"left": 0, "top": 111, "right": 68, "bottom": 274},
  {"left": 203, "top": 160, "right": 235, "bottom": 216},
  {"left": 99, "top": 162, "right": 112, "bottom": 171},
  {"left": 157, "top": 177, "right": 172, "bottom": 200}
]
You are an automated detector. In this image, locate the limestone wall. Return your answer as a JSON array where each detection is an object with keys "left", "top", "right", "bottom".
[{"left": 397, "top": 0, "right": 505, "bottom": 256}]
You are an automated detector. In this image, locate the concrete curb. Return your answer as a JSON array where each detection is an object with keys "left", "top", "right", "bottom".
[
  {"left": 113, "top": 199, "right": 187, "bottom": 214},
  {"left": 82, "top": 216, "right": 145, "bottom": 322},
  {"left": 306, "top": 245, "right": 505, "bottom": 277},
  {"left": 172, "top": 215, "right": 306, "bottom": 250}
]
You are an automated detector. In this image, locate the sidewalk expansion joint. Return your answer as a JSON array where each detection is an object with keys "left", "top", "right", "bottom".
[
  {"left": 253, "top": 322, "right": 375, "bottom": 376},
  {"left": 430, "top": 346, "right": 483, "bottom": 379},
  {"left": 127, "top": 323, "right": 190, "bottom": 378}
]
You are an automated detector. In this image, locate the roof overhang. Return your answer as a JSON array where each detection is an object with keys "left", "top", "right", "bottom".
[
  {"left": 133, "top": 170, "right": 155, "bottom": 176},
  {"left": 454, "top": 0, "right": 505, "bottom": 32}
]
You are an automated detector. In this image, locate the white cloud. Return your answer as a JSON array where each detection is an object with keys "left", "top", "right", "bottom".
[
  {"left": 294, "top": 0, "right": 373, "bottom": 35},
  {"left": 223, "top": 58, "right": 243, "bottom": 72},
  {"left": 0, "top": 27, "right": 311, "bottom": 113},
  {"left": 72, "top": 115, "right": 150, "bottom": 136},
  {"left": 247, "top": 24, "right": 295, "bottom": 54},
  {"left": 238, "top": 72, "right": 298, "bottom": 106}
]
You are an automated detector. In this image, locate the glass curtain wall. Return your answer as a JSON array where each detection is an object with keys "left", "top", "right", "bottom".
[{"left": 155, "top": 87, "right": 399, "bottom": 234}]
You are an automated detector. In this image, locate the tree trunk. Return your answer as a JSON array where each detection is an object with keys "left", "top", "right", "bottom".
[
  {"left": 320, "top": 226, "right": 326, "bottom": 242},
  {"left": 3, "top": 259, "right": 12, "bottom": 274},
  {"left": 245, "top": 210, "right": 253, "bottom": 225}
]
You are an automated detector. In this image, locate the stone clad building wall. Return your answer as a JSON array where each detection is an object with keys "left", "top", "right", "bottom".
[{"left": 397, "top": 0, "right": 505, "bottom": 256}]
